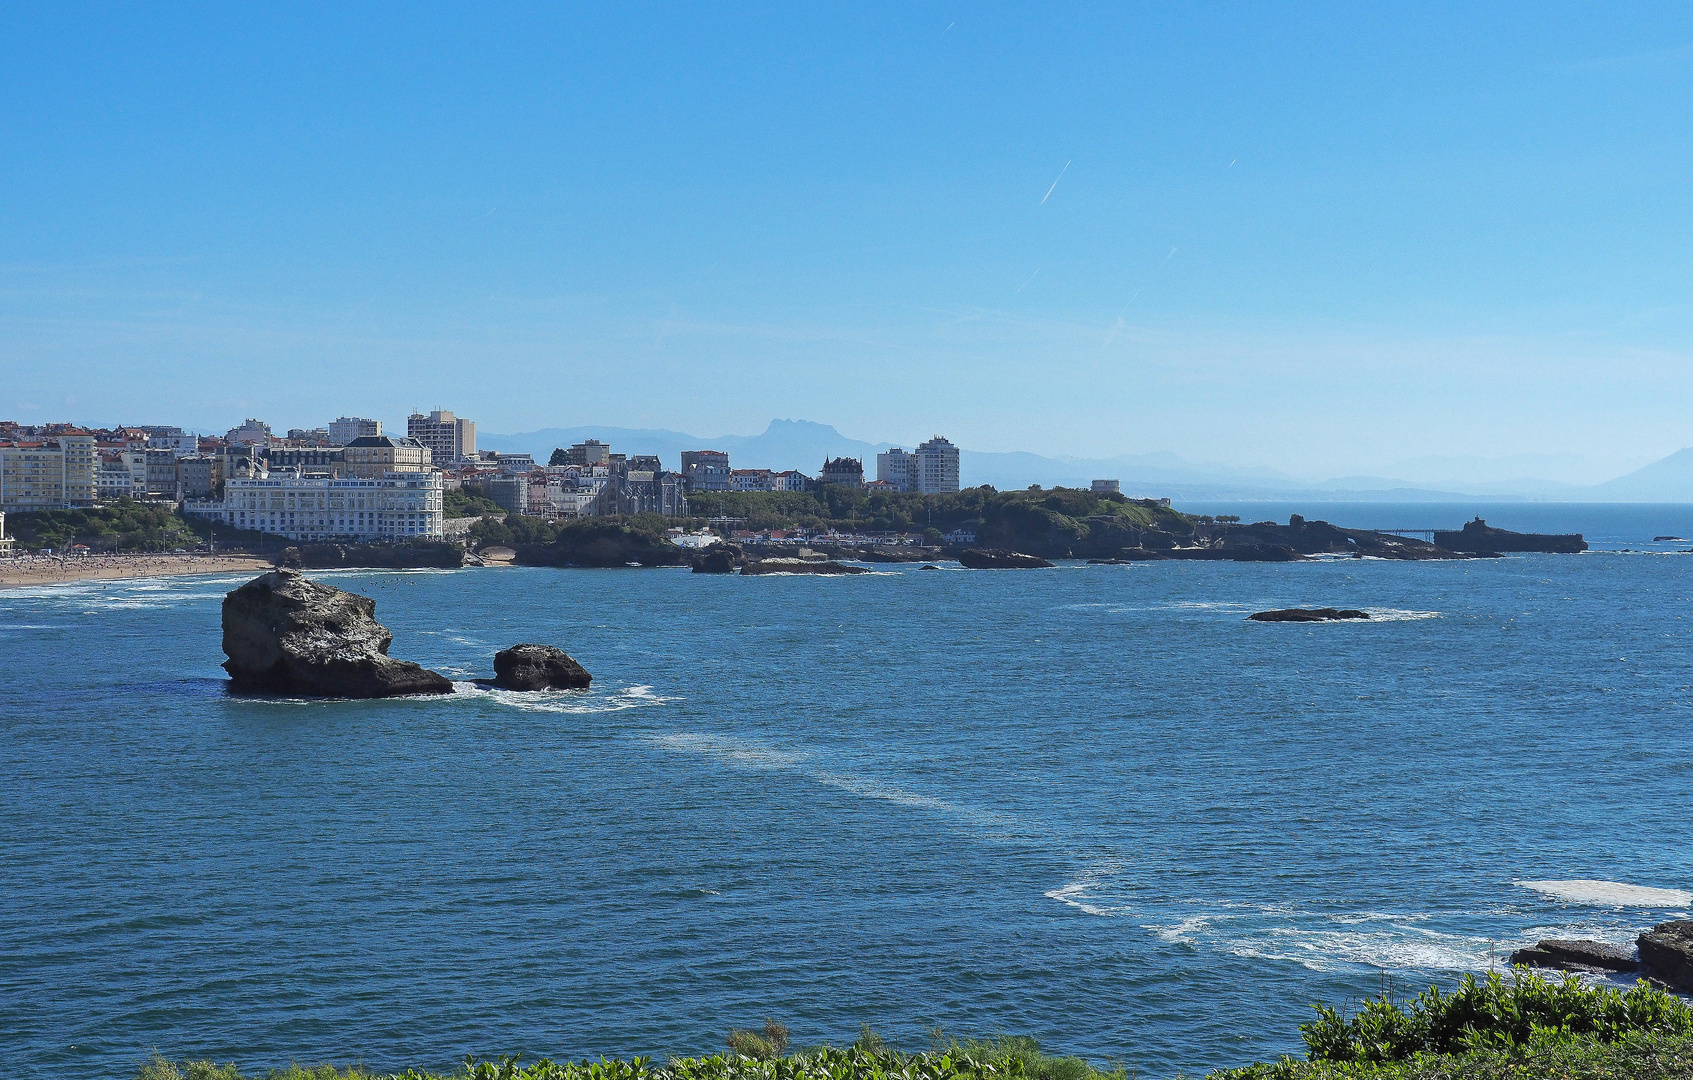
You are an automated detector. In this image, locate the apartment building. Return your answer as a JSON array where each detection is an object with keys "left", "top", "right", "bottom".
[
  {"left": 876, "top": 448, "right": 914, "bottom": 492},
  {"left": 328, "top": 417, "right": 382, "bottom": 446},
  {"left": 407, "top": 410, "right": 476, "bottom": 463},
  {"left": 185, "top": 469, "right": 445, "bottom": 542},
  {"left": 0, "top": 434, "right": 97, "bottom": 511},
  {"left": 913, "top": 436, "right": 961, "bottom": 493},
  {"left": 680, "top": 450, "right": 731, "bottom": 492}
]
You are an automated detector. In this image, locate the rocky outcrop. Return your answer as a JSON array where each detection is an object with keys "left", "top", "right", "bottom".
[
  {"left": 1639, "top": 921, "right": 1693, "bottom": 990},
  {"left": 740, "top": 558, "right": 869, "bottom": 575},
  {"left": 514, "top": 520, "right": 683, "bottom": 568},
  {"left": 485, "top": 644, "right": 592, "bottom": 691},
  {"left": 1434, "top": 517, "right": 1587, "bottom": 554},
  {"left": 958, "top": 548, "right": 1055, "bottom": 569},
  {"left": 689, "top": 546, "right": 740, "bottom": 574},
  {"left": 221, "top": 570, "right": 452, "bottom": 698},
  {"left": 1509, "top": 939, "right": 1640, "bottom": 973},
  {"left": 1248, "top": 608, "right": 1372, "bottom": 622}
]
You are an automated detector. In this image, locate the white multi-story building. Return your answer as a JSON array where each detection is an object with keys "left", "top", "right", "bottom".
[
  {"left": 913, "top": 436, "right": 960, "bottom": 493},
  {"left": 0, "top": 511, "right": 12, "bottom": 556},
  {"left": 185, "top": 469, "right": 445, "bottom": 542},
  {"left": 407, "top": 410, "right": 476, "bottom": 463},
  {"left": 730, "top": 469, "right": 776, "bottom": 491},
  {"left": 876, "top": 448, "right": 915, "bottom": 492},
  {"left": 0, "top": 434, "right": 97, "bottom": 511},
  {"left": 225, "top": 419, "right": 274, "bottom": 447},
  {"left": 328, "top": 417, "right": 382, "bottom": 446}
]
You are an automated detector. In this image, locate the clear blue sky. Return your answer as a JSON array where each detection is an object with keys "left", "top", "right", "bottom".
[{"left": 2, "top": 4, "right": 1690, "bottom": 479}]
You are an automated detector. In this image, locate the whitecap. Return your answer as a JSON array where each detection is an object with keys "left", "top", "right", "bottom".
[
  {"left": 1516, "top": 879, "right": 1692, "bottom": 908},
  {"left": 1362, "top": 608, "right": 1442, "bottom": 622}
]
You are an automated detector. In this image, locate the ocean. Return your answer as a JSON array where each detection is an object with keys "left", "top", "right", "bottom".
[{"left": 3, "top": 503, "right": 1692, "bottom": 1078}]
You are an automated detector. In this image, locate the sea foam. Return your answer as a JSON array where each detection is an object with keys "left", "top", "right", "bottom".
[{"left": 1516, "top": 879, "right": 1692, "bottom": 907}]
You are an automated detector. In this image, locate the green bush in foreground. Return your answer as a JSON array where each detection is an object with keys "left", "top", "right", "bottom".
[{"left": 132, "top": 975, "right": 1693, "bottom": 1080}]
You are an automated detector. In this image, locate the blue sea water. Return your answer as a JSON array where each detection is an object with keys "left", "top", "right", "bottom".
[{"left": 4, "top": 504, "right": 1693, "bottom": 1079}]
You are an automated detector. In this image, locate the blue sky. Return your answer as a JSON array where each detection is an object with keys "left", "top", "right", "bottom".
[{"left": 2, "top": 4, "right": 1691, "bottom": 480}]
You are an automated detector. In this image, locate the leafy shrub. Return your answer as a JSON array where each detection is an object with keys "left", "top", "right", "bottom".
[
  {"left": 1297, "top": 970, "right": 1693, "bottom": 1064},
  {"left": 726, "top": 1022, "right": 790, "bottom": 1060}
]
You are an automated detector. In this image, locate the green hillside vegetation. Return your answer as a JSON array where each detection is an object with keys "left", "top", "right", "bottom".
[
  {"left": 684, "top": 486, "right": 1193, "bottom": 556},
  {"left": 444, "top": 490, "right": 505, "bottom": 519},
  {"left": 131, "top": 971, "right": 1693, "bottom": 1080},
  {"left": 471, "top": 514, "right": 684, "bottom": 567},
  {"left": 3, "top": 499, "right": 269, "bottom": 552}
]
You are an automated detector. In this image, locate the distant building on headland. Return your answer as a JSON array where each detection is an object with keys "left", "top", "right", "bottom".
[
  {"left": 820, "top": 457, "right": 864, "bottom": 488},
  {"left": 407, "top": 409, "right": 476, "bottom": 463},
  {"left": 328, "top": 417, "right": 382, "bottom": 446},
  {"left": 876, "top": 437, "right": 959, "bottom": 493},
  {"left": 1091, "top": 479, "right": 1120, "bottom": 494},
  {"left": 680, "top": 450, "right": 731, "bottom": 492}
]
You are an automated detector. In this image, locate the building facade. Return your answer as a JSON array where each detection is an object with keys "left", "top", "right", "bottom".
[
  {"left": 225, "top": 419, "right": 274, "bottom": 447},
  {"left": 820, "top": 456, "right": 864, "bottom": 488},
  {"left": 185, "top": 470, "right": 445, "bottom": 542},
  {"left": 328, "top": 417, "right": 382, "bottom": 445},
  {"left": 680, "top": 450, "right": 731, "bottom": 492},
  {"left": 913, "top": 436, "right": 960, "bottom": 493},
  {"left": 406, "top": 410, "right": 476, "bottom": 463},
  {"left": 0, "top": 435, "right": 97, "bottom": 511},
  {"left": 876, "top": 448, "right": 915, "bottom": 492},
  {"left": 343, "top": 436, "right": 432, "bottom": 479},
  {"left": 1091, "top": 479, "right": 1121, "bottom": 494}
]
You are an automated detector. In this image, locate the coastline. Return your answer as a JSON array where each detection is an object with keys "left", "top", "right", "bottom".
[{"left": 0, "top": 553, "right": 275, "bottom": 590}]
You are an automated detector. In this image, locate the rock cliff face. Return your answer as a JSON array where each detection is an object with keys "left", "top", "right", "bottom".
[
  {"left": 1509, "top": 939, "right": 1640, "bottom": 973},
  {"left": 1435, "top": 517, "right": 1588, "bottom": 554},
  {"left": 1639, "top": 921, "right": 1693, "bottom": 990},
  {"left": 489, "top": 644, "right": 592, "bottom": 690},
  {"left": 221, "top": 570, "right": 453, "bottom": 698}
]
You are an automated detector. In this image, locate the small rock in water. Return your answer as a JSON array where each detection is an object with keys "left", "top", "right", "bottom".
[
  {"left": 486, "top": 644, "right": 592, "bottom": 691},
  {"left": 1248, "top": 608, "right": 1372, "bottom": 623},
  {"left": 958, "top": 548, "right": 1055, "bottom": 569}
]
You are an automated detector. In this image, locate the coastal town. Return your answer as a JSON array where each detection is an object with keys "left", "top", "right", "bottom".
[{"left": 0, "top": 411, "right": 979, "bottom": 551}]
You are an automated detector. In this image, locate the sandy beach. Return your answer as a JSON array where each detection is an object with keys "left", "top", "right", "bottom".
[{"left": 0, "top": 552, "right": 275, "bottom": 589}]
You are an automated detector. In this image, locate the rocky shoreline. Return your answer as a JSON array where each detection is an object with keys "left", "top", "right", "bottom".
[{"left": 1510, "top": 921, "right": 1693, "bottom": 990}]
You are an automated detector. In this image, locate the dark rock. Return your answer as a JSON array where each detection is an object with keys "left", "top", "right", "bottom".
[
  {"left": 1639, "top": 921, "right": 1693, "bottom": 991},
  {"left": 740, "top": 558, "right": 869, "bottom": 575},
  {"left": 488, "top": 644, "right": 591, "bottom": 691},
  {"left": 220, "top": 569, "right": 453, "bottom": 698},
  {"left": 1434, "top": 517, "right": 1586, "bottom": 554},
  {"left": 1509, "top": 947, "right": 1558, "bottom": 968},
  {"left": 958, "top": 548, "right": 1055, "bottom": 569},
  {"left": 919, "top": 564, "right": 940, "bottom": 570},
  {"left": 690, "top": 547, "right": 739, "bottom": 574},
  {"left": 283, "top": 541, "right": 466, "bottom": 569},
  {"left": 1248, "top": 608, "right": 1372, "bottom": 622},
  {"left": 1512, "top": 939, "right": 1640, "bottom": 973}
]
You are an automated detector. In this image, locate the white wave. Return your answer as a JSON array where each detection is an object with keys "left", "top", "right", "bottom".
[
  {"left": 1516, "top": 879, "right": 1692, "bottom": 908},
  {"left": 815, "top": 772, "right": 1019, "bottom": 830},
  {"left": 1044, "top": 874, "right": 1116, "bottom": 917},
  {"left": 1361, "top": 608, "right": 1442, "bottom": 622},
  {"left": 449, "top": 681, "right": 671, "bottom": 714},
  {"left": 1142, "top": 906, "right": 1496, "bottom": 973}
]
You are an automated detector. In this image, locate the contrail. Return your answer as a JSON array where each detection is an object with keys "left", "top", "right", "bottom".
[
  {"left": 1227, "top": 158, "right": 1237, "bottom": 169},
  {"left": 1040, "top": 160, "right": 1071, "bottom": 205},
  {"left": 1016, "top": 267, "right": 1042, "bottom": 293}
]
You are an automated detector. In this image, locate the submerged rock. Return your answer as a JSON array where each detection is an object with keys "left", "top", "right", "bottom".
[
  {"left": 740, "top": 558, "right": 869, "bottom": 575},
  {"left": 958, "top": 548, "right": 1054, "bottom": 569},
  {"left": 1510, "top": 939, "right": 1640, "bottom": 973},
  {"left": 220, "top": 569, "right": 452, "bottom": 698},
  {"left": 1640, "top": 921, "right": 1693, "bottom": 991},
  {"left": 487, "top": 644, "right": 592, "bottom": 691},
  {"left": 1248, "top": 608, "right": 1372, "bottom": 623}
]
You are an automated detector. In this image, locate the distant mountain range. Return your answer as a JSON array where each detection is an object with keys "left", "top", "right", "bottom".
[{"left": 479, "top": 420, "right": 1693, "bottom": 503}]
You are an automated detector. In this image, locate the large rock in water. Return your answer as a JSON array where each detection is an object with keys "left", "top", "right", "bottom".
[
  {"left": 958, "top": 548, "right": 1055, "bottom": 569},
  {"left": 1509, "top": 939, "right": 1640, "bottom": 973},
  {"left": 221, "top": 569, "right": 453, "bottom": 698},
  {"left": 490, "top": 644, "right": 592, "bottom": 690},
  {"left": 1639, "top": 921, "right": 1693, "bottom": 990}
]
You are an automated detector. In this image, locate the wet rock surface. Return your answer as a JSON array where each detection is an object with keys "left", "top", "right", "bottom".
[
  {"left": 485, "top": 644, "right": 592, "bottom": 691},
  {"left": 1640, "top": 921, "right": 1693, "bottom": 990},
  {"left": 958, "top": 548, "right": 1055, "bottom": 569},
  {"left": 740, "top": 558, "right": 869, "bottom": 575},
  {"left": 1248, "top": 608, "right": 1372, "bottom": 622},
  {"left": 221, "top": 570, "right": 452, "bottom": 698},
  {"left": 1509, "top": 939, "right": 1640, "bottom": 973}
]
